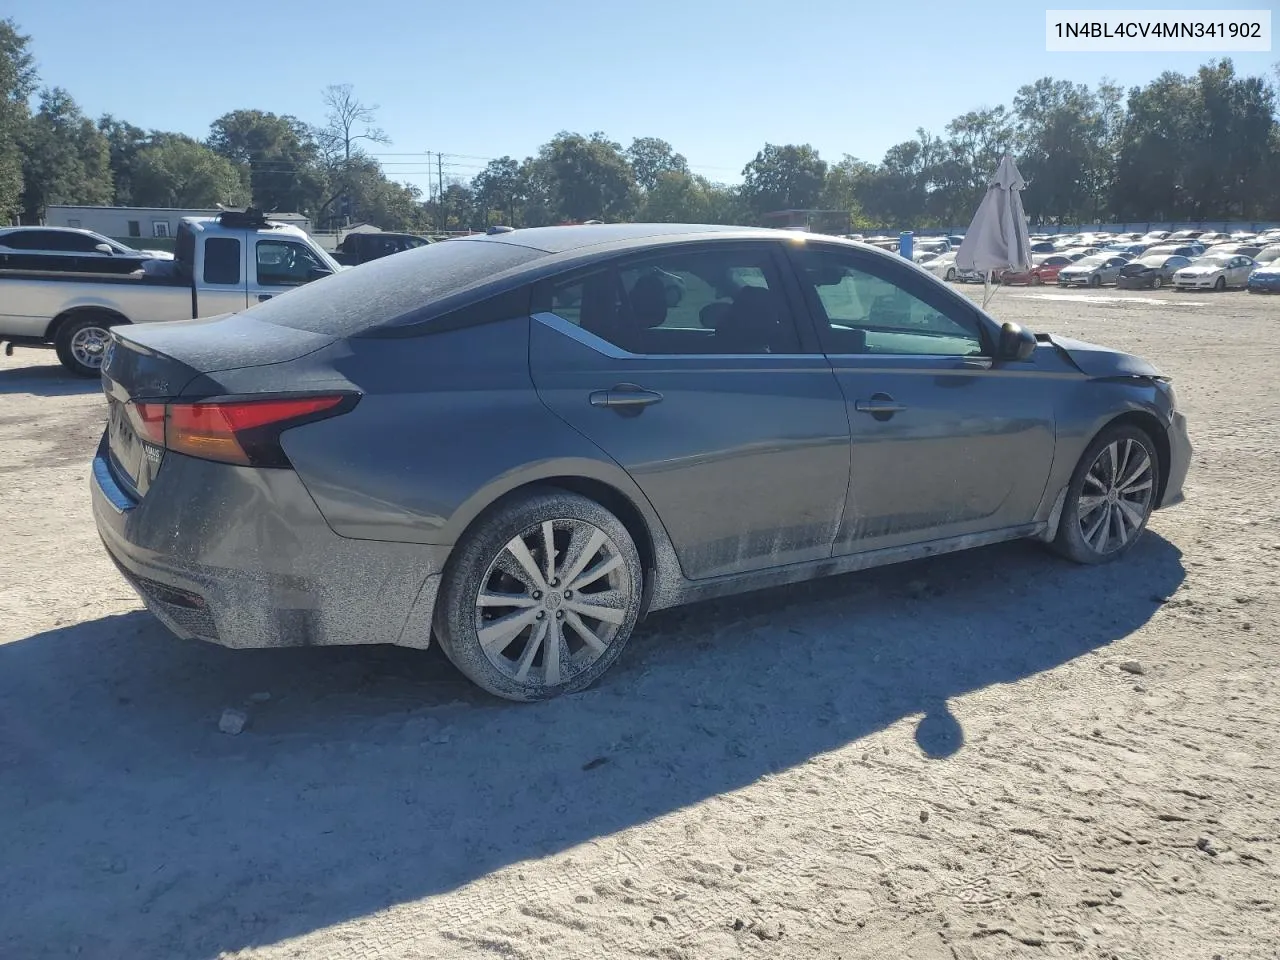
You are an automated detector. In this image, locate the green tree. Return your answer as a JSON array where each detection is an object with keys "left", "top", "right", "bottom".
[
  {"left": 537, "top": 131, "right": 637, "bottom": 222},
  {"left": 0, "top": 18, "right": 36, "bottom": 223},
  {"left": 820, "top": 156, "right": 875, "bottom": 228},
  {"left": 740, "top": 143, "right": 828, "bottom": 220},
  {"left": 208, "top": 109, "right": 326, "bottom": 215},
  {"left": 471, "top": 156, "right": 526, "bottom": 226},
  {"left": 640, "top": 170, "right": 709, "bottom": 222},
  {"left": 20, "top": 87, "right": 113, "bottom": 220},
  {"left": 625, "top": 136, "right": 688, "bottom": 192},
  {"left": 97, "top": 115, "right": 150, "bottom": 206},
  {"left": 1011, "top": 78, "right": 1109, "bottom": 224},
  {"left": 131, "top": 137, "right": 248, "bottom": 207}
]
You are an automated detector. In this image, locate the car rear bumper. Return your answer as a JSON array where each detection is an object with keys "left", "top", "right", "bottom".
[
  {"left": 91, "top": 434, "right": 447, "bottom": 650},
  {"left": 1159, "top": 411, "right": 1192, "bottom": 510}
]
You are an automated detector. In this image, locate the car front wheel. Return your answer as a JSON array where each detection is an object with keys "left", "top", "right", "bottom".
[
  {"left": 1050, "top": 424, "right": 1161, "bottom": 565},
  {"left": 1214, "top": 276, "right": 1226, "bottom": 291},
  {"left": 434, "top": 488, "right": 645, "bottom": 701},
  {"left": 1151, "top": 276, "right": 1162, "bottom": 289}
]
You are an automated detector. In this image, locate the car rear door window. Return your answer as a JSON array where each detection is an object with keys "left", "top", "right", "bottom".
[
  {"left": 541, "top": 246, "right": 802, "bottom": 356},
  {"left": 203, "top": 237, "right": 242, "bottom": 285},
  {"left": 792, "top": 245, "right": 985, "bottom": 357}
]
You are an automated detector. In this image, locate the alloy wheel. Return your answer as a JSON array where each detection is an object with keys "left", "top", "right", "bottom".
[
  {"left": 474, "top": 518, "right": 631, "bottom": 686},
  {"left": 1077, "top": 438, "right": 1154, "bottom": 555}
]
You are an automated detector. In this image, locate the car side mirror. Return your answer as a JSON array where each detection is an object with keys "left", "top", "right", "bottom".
[
  {"left": 307, "top": 266, "right": 334, "bottom": 281},
  {"left": 997, "top": 321, "right": 1037, "bottom": 362},
  {"left": 94, "top": 243, "right": 114, "bottom": 254}
]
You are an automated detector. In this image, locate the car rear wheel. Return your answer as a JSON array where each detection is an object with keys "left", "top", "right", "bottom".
[
  {"left": 1050, "top": 424, "right": 1161, "bottom": 565},
  {"left": 55, "top": 314, "right": 117, "bottom": 377},
  {"left": 434, "top": 488, "right": 644, "bottom": 701}
]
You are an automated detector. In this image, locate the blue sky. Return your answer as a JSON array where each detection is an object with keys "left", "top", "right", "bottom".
[{"left": 7, "top": 0, "right": 1276, "bottom": 194}]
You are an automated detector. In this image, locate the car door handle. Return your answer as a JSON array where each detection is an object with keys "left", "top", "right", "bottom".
[
  {"left": 854, "top": 395, "right": 907, "bottom": 415},
  {"left": 257, "top": 294, "right": 273, "bottom": 302},
  {"left": 589, "top": 384, "right": 664, "bottom": 413}
]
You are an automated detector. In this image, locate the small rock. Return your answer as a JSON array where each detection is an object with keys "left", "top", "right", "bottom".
[
  {"left": 218, "top": 708, "right": 248, "bottom": 735},
  {"left": 1110, "top": 888, "right": 1123, "bottom": 898},
  {"left": 732, "top": 918, "right": 745, "bottom": 931},
  {"left": 752, "top": 920, "right": 783, "bottom": 941},
  {"left": 652, "top": 914, "right": 670, "bottom": 925},
  {"left": 574, "top": 894, "right": 592, "bottom": 904},
  {"left": 1093, "top": 728, "right": 1104, "bottom": 738},
  {"left": 247, "top": 691, "right": 272, "bottom": 703},
  {"left": 1197, "top": 836, "right": 1222, "bottom": 856},
  {"left": 1119, "top": 660, "right": 1146, "bottom": 676},
  {"left": 733, "top": 862, "right": 745, "bottom": 873},
  {"left": 1241, "top": 622, "right": 1254, "bottom": 632},
  {"left": 1133, "top": 684, "right": 1147, "bottom": 693},
  {"left": 582, "top": 756, "right": 609, "bottom": 771},
  {"left": 919, "top": 809, "right": 930, "bottom": 823}
]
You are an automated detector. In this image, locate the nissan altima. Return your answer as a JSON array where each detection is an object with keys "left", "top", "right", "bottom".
[{"left": 92, "top": 225, "right": 1191, "bottom": 701}]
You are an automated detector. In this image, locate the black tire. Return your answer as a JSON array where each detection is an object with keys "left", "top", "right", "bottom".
[
  {"left": 433, "top": 488, "right": 645, "bottom": 702},
  {"left": 1214, "top": 276, "right": 1226, "bottom": 291},
  {"left": 1050, "top": 424, "right": 1162, "bottom": 565},
  {"left": 54, "top": 313, "right": 118, "bottom": 377},
  {"left": 945, "top": 268, "right": 956, "bottom": 282},
  {"left": 1151, "top": 275, "right": 1162, "bottom": 289},
  {"left": 1088, "top": 274, "right": 1102, "bottom": 288}
]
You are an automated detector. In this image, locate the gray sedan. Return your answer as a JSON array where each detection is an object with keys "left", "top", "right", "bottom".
[
  {"left": 92, "top": 226, "right": 1191, "bottom": 701},
  {"left": 1056, "top": 254, "right": 1130, "bottom": 287}
]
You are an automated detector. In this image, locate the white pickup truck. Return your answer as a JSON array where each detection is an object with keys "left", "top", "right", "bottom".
[{"left": 0, "top": 209, "right": 341, "bottom": 376}]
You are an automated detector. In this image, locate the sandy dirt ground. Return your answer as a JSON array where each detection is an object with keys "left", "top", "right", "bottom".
[{"left": 1, "top": 286, "right": 1277, "bottom": 960}]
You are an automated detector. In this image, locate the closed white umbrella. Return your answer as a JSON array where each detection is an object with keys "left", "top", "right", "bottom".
[{"left": 955, "top": 154, "right": 1033, "bottom": 308}]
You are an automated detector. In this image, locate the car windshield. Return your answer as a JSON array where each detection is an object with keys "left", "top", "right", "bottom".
[
  {"left": 1075, "top": 255, "right": 1107, "bottom": 266},
  {"left": 1193, "top": 255, "right": 1233, "bottom": 267},
  {"left": 1254, "top": 246, "right": 1280, "bottom": 263},
  {"left": 1136, "top": 256, "right": 1170, "bottom": 267}
]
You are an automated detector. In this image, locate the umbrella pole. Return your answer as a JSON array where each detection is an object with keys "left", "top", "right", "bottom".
[{"left": 983, "top": 271, "right": 993, "bottom": 308}]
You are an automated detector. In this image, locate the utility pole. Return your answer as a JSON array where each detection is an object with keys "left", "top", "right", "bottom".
[{"left": 437, "top": 153, "right": 444, "bottom": 204}]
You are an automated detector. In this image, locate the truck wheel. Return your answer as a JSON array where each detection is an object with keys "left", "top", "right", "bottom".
[{"left": 54, "top": 314, "right": 119, "bottom": 377}]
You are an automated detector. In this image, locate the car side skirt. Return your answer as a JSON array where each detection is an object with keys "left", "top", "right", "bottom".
[{"left": 645, "top": 523, "right": 1043, "bottom": 612}]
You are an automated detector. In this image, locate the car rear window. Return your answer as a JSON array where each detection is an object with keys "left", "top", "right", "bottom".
[{"left": 244, "top": 237, "right": 547, "bottom": 337}]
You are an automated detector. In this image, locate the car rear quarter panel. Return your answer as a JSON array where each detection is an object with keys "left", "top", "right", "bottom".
[{"left": 273, "top": 317, "right": 671, "bottom": 550}]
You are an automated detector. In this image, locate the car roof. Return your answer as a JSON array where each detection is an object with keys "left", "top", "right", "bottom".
[{"left": 450, "top": 222, "right": 772, "bottom": 256}]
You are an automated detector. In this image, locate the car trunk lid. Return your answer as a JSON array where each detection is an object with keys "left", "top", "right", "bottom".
[{"left": 102, "top": 313, "right": 338, "bottom": 498}]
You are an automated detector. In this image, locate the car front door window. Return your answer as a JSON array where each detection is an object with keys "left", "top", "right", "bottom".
[
  {"left": 256, "top": 240, "right": 325, "bottom": 286},
  {"left": 793, "top": 246, "right": 985, "bottom": 357}
]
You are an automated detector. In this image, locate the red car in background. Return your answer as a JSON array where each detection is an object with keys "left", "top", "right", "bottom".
[{"left": 998, "top": 253, "right": 1079, "bottom": 285}]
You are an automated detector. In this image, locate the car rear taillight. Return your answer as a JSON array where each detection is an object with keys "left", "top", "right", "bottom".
[{"left": 132, "top": 395, "right": 356, "bottom": 468}]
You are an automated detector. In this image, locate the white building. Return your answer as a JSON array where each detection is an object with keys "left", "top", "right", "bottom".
[{"left": 44, "top": 205, "right": 311, "bottom": 240}]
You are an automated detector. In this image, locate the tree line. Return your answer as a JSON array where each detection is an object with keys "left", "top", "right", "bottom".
[{"left": 3, "top": 18, "right": 1277, "bottom": 236}]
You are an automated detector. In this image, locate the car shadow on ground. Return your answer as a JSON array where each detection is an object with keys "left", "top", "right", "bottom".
[
  {"left": 0, "top": 535, "right": 1185, "bottom": 959},
  {"left": 0, "top": 358, "right": 99, "bottom": 396}
]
